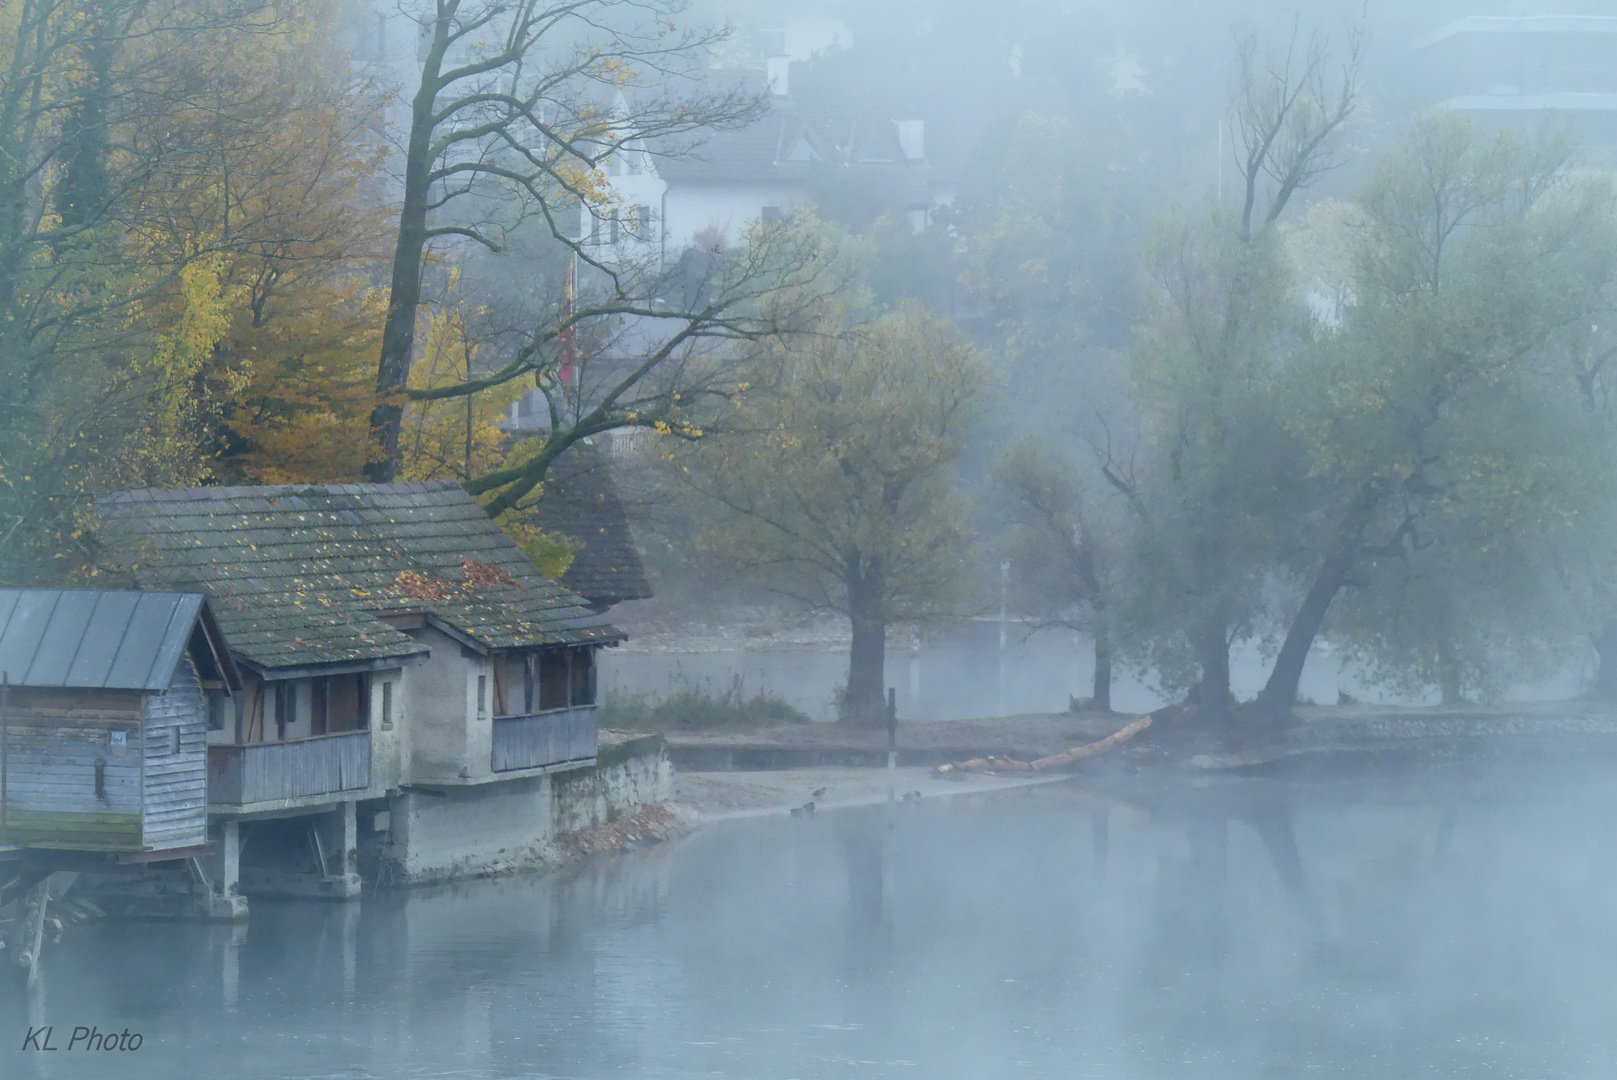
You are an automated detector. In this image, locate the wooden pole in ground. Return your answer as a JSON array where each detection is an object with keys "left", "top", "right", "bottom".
[
  {"left": 1, "top": 671, "right": 9, "bottom": 842},
  {"left": 886, "top": 688, "right": 897, "bottom": 804},
  {"left": 20, "top": 876, "right": 49, "bottom": 986}
]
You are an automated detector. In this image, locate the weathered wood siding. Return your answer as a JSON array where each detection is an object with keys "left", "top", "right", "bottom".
[
  {"left": 208, "top": 731, "right": 372, "bottom": 807},
  {"left": 491, "top": 705, "right": 598, "bottom": 772},
  {"left": 141, "top": 655, "right": 208, "bottom": 849},
  {"left": 0, "top": 691, "right": 144, "bottom": 848}
]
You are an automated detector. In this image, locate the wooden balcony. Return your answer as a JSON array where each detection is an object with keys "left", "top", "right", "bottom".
[
  {"left": 208, "top": 731, "right": 372, "bottom": 809},
  {"left": 491, "top": 705, "right": 597, "bottom": 773}
]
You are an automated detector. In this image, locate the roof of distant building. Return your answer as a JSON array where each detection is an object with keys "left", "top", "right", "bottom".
[
  {"left": 0, "top": 589, "right": 237, "bottom": 692},
  {"left": 97, "top": 482, "right": 622, "bottom": 675},
  {"left": 1415, "top": 16, "right": 1617, "bottom": 50},
  {"left": 527, "top": 443, "right": 653, "bottom": 611},
  {"left": 1439, "top": 92, "right": 1617, "bottom": 113},
  {"left": 650, "top": 66, "right": 941, "bottom": 200}
]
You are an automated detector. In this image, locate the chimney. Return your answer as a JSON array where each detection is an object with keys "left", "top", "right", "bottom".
[
  {"left": 897, "top": 119, "right": 925, "bottom": 161},
  {"left": 767, "top": 55, "right": 790, "bottom": 96}
]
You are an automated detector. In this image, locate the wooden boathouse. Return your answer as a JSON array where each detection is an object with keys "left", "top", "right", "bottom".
[
  {"left": 96, "top": 481, "right": 630, "bottom": 890},
  {"left": 0, "top": 589, "right": 239, "bottom": 853}
]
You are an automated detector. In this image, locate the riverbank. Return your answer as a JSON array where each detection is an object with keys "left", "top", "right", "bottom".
[
  {"left": 672, "top": 764, "right": 1064, "bottom": 820},
  {"left": 644, "top": 699, "right": 1617, "bottom": 777}
]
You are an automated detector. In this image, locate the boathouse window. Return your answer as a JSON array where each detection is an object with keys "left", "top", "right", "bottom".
[
  {"left": 536, "top": 648, "right": 596, "bottom": 711},
  {"left": 381, "top": 681, "right": 393, "bottom": 730},
  {"left": 477, "top": 674, "right": 488, "bottom": 718},
  {"left": 571, "top": 649, "right": 596, "bottom": 707},
  {"left": 170, "top": 725, "right": 181, "bottom": 755},
  {"left": 309, "top": 674, "right": 368, "bottom": 735},
  {"left": 539, "top": 650, "right": 570, "bottom": 711},
  {"left": 274, "top": 682, "right": 294, "bottom": 741},
  {"left": 493, "top": 655, "right": 539, "bottom": 716},
  {"left": 206, "top": 689, "right": 229, "bottom": 731}
]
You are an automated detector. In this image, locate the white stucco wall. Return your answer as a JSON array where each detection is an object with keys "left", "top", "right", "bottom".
[
  {"left": 662, "top": 183, "right": 808, "bottom": 253},
  {"left": 402, "top": 625, "right": 487, "bottom": 783},
  {"left": 387, "top": 737, "right": 672, "bottom": 883},
  {"left": 369, "top": 669, "right": 408, "bottom": 791}
]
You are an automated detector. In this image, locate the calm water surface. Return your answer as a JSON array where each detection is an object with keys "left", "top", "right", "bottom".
[{"left": 6, "top": 764, "right": 1617, "bottom": 1079}]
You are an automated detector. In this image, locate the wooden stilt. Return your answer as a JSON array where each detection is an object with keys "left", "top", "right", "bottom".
[
  {"left": 2, "top": 671, "right": 10, "bottom": 843},
  {"left": 19, "top": 876, "right": 49, "bottom": 986}
]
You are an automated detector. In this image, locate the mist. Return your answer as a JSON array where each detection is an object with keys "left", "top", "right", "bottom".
[{"left": 5, "top": 1, "right": 1617, "bottom": 1077}]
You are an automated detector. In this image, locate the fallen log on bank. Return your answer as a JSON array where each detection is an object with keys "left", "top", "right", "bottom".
[{"left": 933, "top": 714, "right": 1155, "bottom": 777}]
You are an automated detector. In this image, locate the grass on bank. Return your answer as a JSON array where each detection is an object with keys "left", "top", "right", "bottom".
[{"left": 602, "top": 674, "right": 811, "bottom": 733}]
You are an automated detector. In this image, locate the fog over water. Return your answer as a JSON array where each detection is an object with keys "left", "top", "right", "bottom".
[
  {"left": 7, "top": 0, "right": 1617, "bottom": 1074},
  {"left": 8, "top": 766, "right": 1617, "bottom": 1079}
]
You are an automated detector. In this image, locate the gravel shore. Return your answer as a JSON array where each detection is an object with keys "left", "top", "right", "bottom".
[{"left": 672, "top": 765, "right": 1063, "bottom": 819}]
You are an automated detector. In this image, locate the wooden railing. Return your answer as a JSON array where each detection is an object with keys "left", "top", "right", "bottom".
[
  {"left": 491, "top": 705, "right": 597, "bottom": 773},
  {"left": 208, "top": 731, "right": 371, "bottom": 807}
]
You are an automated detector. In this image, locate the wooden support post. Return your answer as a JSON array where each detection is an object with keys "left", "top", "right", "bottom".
[
  {"left": 19, "top": 876, "right": 49, "bottom": 986},
  {"left": 2, "top": 671, "right": 9, "bottom": 842}
]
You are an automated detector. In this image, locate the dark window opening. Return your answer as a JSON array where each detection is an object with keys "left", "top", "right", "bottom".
[
  {"left": 207, "top": 689, "right": 229, "bottom": 731},
  {"left": 494, "top": 655, "right": 540, "bottom": 716},
  {"left": 536, "top": 647, "right": 597, "bottom": 710},
  {"left": 274, "top": 684, "right": 293, "bottom": 741},
  {"left": 571, "top": 648, "right": 596, "bottom": 707},
  {"left": 309, "top": 674, "right": 368, "bottom": 736},
  {"left": 539, "top": 650, "right": 569, "bottom": 711}
]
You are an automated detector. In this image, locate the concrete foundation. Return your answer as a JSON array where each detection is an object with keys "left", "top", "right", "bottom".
[
  {"left": 205, "top": 820, "right": 249, "bottom": 920},
  {"left": 388, "top": 735, "right": 671, "bottom": 884}
]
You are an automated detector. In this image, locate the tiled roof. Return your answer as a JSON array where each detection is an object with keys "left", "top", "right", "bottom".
[
  {"left": 96, "top": 482, "right": 623, "bottom": 672},
  {"left": 529, "top": 444, "right": 653, "bottom": 610}
]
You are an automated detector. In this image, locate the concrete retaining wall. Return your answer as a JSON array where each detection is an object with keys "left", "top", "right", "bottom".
[{"left": 387, "top": 735, "right": 671, "bottom": 884}]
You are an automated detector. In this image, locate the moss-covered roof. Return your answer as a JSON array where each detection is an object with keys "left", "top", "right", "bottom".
[{"left": 97, "top": 481, "right": 623, "bottom": 672}]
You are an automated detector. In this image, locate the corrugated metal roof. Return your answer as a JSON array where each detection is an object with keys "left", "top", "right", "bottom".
[{"left": 0, "top": 590, "right": 205, "bottom": 691}]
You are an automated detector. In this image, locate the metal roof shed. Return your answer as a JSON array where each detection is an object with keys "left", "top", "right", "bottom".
[{"left": 0, "top": 589, "right": 239, "bottom": 853}]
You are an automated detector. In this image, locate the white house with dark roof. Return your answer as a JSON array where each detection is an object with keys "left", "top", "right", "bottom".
[
  {"left": 1412, "top": 16, "right": 1617, "bottom": 161},
  {"left": 97, "top": 481, "right": 667, "bottom": 892}
]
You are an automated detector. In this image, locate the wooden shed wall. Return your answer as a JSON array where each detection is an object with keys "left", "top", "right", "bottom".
[
  {"left": 0, "top": 690, "right": 144, "bottom": 848},
  {"left": 141, "top": 655, "right": 208, "bottom": 849}
]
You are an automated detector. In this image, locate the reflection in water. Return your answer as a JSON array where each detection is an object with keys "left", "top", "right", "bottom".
[
  {"left": 7, "top": 767, "right": 1617, "bottom": 1078},
  {"left": 837, "top": 807, "right": 896, "bottom": 972},
  {"left": 1091, "top": 806, "right": 1110, "bottom": 877}
]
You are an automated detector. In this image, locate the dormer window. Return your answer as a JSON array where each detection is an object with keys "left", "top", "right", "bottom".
[{"left": 785, "top": 135, "right": 819, "bottom": 162}]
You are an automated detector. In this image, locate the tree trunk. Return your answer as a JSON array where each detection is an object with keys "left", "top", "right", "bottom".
[
  {"left": 1091, "top": 622, "right": 1113, "bottom": 713},
  {"left": 1591, "top": 620, "right": 1617, "bottom": 703},
  {"left": 365, "top": 26, "right": 446, "bottom": 483},
  {"left": 846, "top": 615, "right": 887, "bottom": 725},
  {"left": 1253, "top": 484, "right": 1378, "bottom": 724},
  {"left": 1251, "top": 548, "right": 1352, "bottom": 722},
  {"left": 1194, "top": 611, "right": 1231, "bottom": 723},
  {"left": 844, "top": 562, "right": 887, "bottom": 725}
]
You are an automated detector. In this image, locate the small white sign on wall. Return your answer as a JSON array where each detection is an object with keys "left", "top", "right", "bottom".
[{"left": 109, "top": 730, "right": 127, "bottom": 747}]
